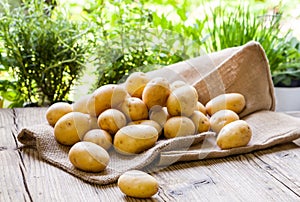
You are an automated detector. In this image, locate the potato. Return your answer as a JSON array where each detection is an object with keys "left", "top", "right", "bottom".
[
  {"left": 88, "top": 115, "right": 100, "bottom": 129},
  {"left": 166, "top": 85, "right": 198, "bottom": 117},
  {"left": 87, "top": 84, "right": 128, "bottom": 117},
  {"left": 170, "top": 80, "right": 186, "bottom": 91},
  {"left": 216, "top": 120, "right": 252, "bottom": 149},
  {"left": 190, "top": 111, "right": 210, "bottom": 133},
  {"left": 149, "top": 106, "right": 169, "bottom": 127},
  {"left": 113, "top": 125, "right": 158, "bottom": 155},
  {"left": 83, "top": 129, "right": 112, "bottom": 150},
  {"left": 205, "top": 93, "right": 246, "bottom": 116},
  {"left": 46, "top": 102, "right": 72, "bottom": 126},
  {"left": 125, "top": 72, "right": 150, "bottom": 98},
  {"left": 128, "top": 119, "right": 162, "bottom": 136},
  {"left": 72, "top": 94, "right": 91, "bottom": 114},
  {"left": 210, "top": 109, "right": 239, "bottom": 133},
  {"left": 54, "top": 112, "right": 90, "bottom": 146},
  {"left": 97, "top": 109, "right": 127, "bottom": 135},
  {"left": 118, "top": 170, "right": 159, "bottom": 198},
  {"left": 68, "top": 141, "right": 110, "bottom": 172},
  {"left": 197, "top": 101, "right": 206, "bottom": 115},
  {"left": 164, "top": 116, "right": 195, "bottom": 139},
  {"left": 142, "top": 77, "right": 170, "bottom": 110},
  {"left": 120, "top": 97, "right": 148, "bottom": 121}
]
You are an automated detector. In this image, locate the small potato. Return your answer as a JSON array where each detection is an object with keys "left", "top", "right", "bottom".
[
  {"left": 97, "top": 109, "right": 127, "bottom": 135},
  {"left": 166, "top": 85, "right": 198, "bottom": 117},
  {"left": 46, "top": 102, "right": 72, "bottom": 126},
  {"left": 118, "top": 170, "right": 159, "bottom": 198},
  {"left": 128, "top": 120, "right": 162, "bottom": 136},
  {"left": 87, "top": 84, "right": 128, "bottom": 117},
  {"left": 190, "top": 111, "right": 210, "bottom": 133},
  {"left": 216, "top": 120, "right": 252, "bottom": 149},
  {"left": 170, "top": 80, "right": 187, "bottom": 91},
  {"left": 72, "top": 94, "right": 91, "bottom": 114},
  {"left": 149, "top": 107, "right": 169, "bottom": 127},
  {"left": 197, "top": 101, "right": 207, "bottom": 115},
  {"left": 83, "top": 129, "right": 112, "bottom": 150},
  {"left": 205, "top": 93, "right": 246, "bottom": 116},
  {"left": 120, "top": 97, "right": 148, "bottom": 121},
  {"left": 54, "top": 112, "right": 90, "bottom": 146},
  {"left": 68, "top": 141, "right": 110, "bottom": 172},
  {"left": 164, "top": 116, "right": 195, "bottom": 139},
  {"left": 125, "top": 72, "right": 150, "bottom": 98},
  {"left": 142, "top": 77, "right": 170, "bottom": 110},
  {"left": 113, "top": 125, "right": 158, "bottom": 155},
  {"left": 210, "top": 109, "right": 239, "bottom": 133}
]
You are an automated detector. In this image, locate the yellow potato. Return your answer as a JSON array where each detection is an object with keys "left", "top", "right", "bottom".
[
  {"left": 166, "top": 85, "right": 198, "bottom": 117},
  {"left": 149, "top": 106, "right": 170, "bottom": 127},
  {"left": 120, "top": 97, "right": 148, "bottom": 121},
  {"left": 87, "top": 84, "right": 128, "bottom": 117},
  {"left": 118, "top": 170, "right": 159, "bottom": 198},
  {"left": 68, "top": 141, "right": 110, "bottom": 172},
  {"left": 216, "top": 120, "right": 252, "bottom": 149},
  {"left": 142, "top": 77, "right": 170, "bottom": 110},
  {"left": 128, "top": 119, "right": 162, "bottom": 136},
  {"left": 210, "top": 109, "right": 239, "bottom": 133},
  {"left": 46, "top": 102, "right": 72, "bottom": 126},
  {"left": 205, "top": 93, "right": 246, "bottom": 116},
  {"left": 54, "top": 112, "right": 90, "bottom": 146},
  {"left": 197, "top": 101, "right": 207, "bottom": 115},
  {"left": 72, "top": 94, "right": 91, "bottom": 114},
  {"left": 164, "top": 116, "right": 195, "bottom": 139},
  {"left": 97, "top": 109, "right": 127, "bottom": 135},
  {"left": 190, "top": 111, "right": 210, "bottom": 133},
  {"left": 125, "top": 72, "right": 150, "bottom": 98},
  {"left": 170, "top": 80, "right": 187, "bottom": 91},
  {"left": 113, "top": 125, "right": 158, "bottom": 155},
  {"left": 83, "top": 129, "right": 112, "bottom": 150}
]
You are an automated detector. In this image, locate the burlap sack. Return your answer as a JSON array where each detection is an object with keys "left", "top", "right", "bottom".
[{"left": 17, "top": 41, "right": 300, "bottom": 185}]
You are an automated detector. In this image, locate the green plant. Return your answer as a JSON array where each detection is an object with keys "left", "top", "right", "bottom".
[{"left": 0, "top": 0, "right": 87, "bottom": 107}]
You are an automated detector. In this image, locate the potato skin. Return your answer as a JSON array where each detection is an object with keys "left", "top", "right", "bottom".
[
  {"left": 113, "top": 125, "right": 158, "bottom": 155},
  {"left": 120, "top": 97, "right": 148, "bottom": 121},
  {"left": 197, "top": 101, "right": 207, "bottom": 115},
  {"left": 216, "top": 120, "right": 252, "bottom": 149},
  {"left": 125, "top": 72, "right": 150, "bottom": 98},
  {"left": 97, "top": 109, "right": 127, "bottom": 135},
  {"left": 164, "top": 116, "right": 195, "bottom": 139},
  {"left": 46, "top": 102, "right": 72, "bottom": 126},
  {"left": 72, "top": 94, "right": 91, "bottom": 114},
  {"left": 149, "top": 107, "right": 169, "bottom": 127},
  {"left": 83, "top": 129, "right": 112, "bottom": 150},
  {"left": 68, "top": 141, "right": 110, "bottom": 172},
  {"left": 118, "top": 170, "right": 159, "bottom": 198},
  {"left": 128, "top": 119, "right": 162, "bottom": 136},
  {"left": 205, "top": 93, "right": 246, "bottom": 116},
  {"left": 190, "top": 111, "right": 210, "bottom": 133},
  {"left": 210, "top": 109, "right": 239, "bottom": 133}
]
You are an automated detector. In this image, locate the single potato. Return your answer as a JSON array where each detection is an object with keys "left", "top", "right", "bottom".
[
  {"left": 118, "top": 170, "right": 159, "bottom": 198},
  {"left": 164, "top": 116, "right": 195, "bottom": 139},
  {"left": 46, "top": 102, "right": 72, "bottom": 126},
  {"left": 54, "top": 112, "right": 90, "bottom": 146},
  {"left": 205, "top": 93, "right": 246, "bottom": 116},
  {"left": 190, "top": 111, "right": 210, "bottom": 133},
  {"left": 125, "top": 72, "right": 150, "bottom": 98},
  {"left": 197, "top": 101, "right": 207, "bottom": 115},
  {"left": 97, "top": 109, "right": 127, "bottom": 135},
  {"left": 128, "top": 119, "right": 162, "bottom": 136},
  {"left": 113, "top": 125, "right": 158, "bottom": 155},
  {"left": 210, "top": 109, "right": 239, "bottom": 133},
  {"left": 83, "top": 129, "right": 112, "bottom": 150},
  {"left": 87, "top": 84, "right": 128, "bottom": 117},
  {"left": 166, "top": 85, "right": 198, "bottom": 117},
  {"left": 216, "top": 120, "right": 252, "bottom": 149},
  {"left": 149, "top": 107, "right": 169, "bottom": 127},
  {"left": 120, "top": 97, "right": 148, "bottom": 121},
  {"left": 72, "top": 94, "right": 91, "bottom": 114},
  {"left": 68, "top": 141, "right": 110, "bottom": 172},
  {"left": 142, "top": 77, "right": 170, "bottom": 110}
]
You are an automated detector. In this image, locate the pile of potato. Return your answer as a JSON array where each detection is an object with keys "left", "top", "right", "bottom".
[{"left": 45, "top": 71, "right": 252, "bottom": 198}]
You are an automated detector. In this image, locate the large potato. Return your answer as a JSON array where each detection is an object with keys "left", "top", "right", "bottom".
[
  {"left": 164, "top": 116, "right": 195, "bottom": 139},
  {"left": 142, "top": 77, "right": 170, "bottom": 110},
  {"left": 125, "top": 72, "right": 150, "bottom": 99},
  {"left": 210, "top": 109, "right": 239, "bottom": 133},
  {"left": 113, "top": 125, "right": 158, "bottom": 155},
  {"left": 190, "top": 111, "right": 210, "bottom": 133},
  {"left": 83, "top": 129, "right": 112, "bottom": 150},
  {"left": 46, "top": 102, "right": 72, "bottom": 126},
  {"left": 68, "top": 141, "right": 110, "bottom": 172},
  {"left": 87, "top": 84, "right": 128, "bottom": 117},
  {"left": 166, "top": 85, "right": 198, "bottom": 117},
  {"left": 149, "top": 107, "right": 169, "bottom": 127},
  {"left": 128, "top": 119, "right": 162, "bottom": 136},
  {"left": 205, "top": 93, "right": 246, "bottom": 116},
  {"left": 216, "top": 120, "right": 252, "bottom": 149},
  {"left": 120, "top": 97, "right": 148, "bottom": 121},
  {"left": 97, "top": 109, "right": 127, "bottom": 135},
  {"left": 54, "top": 112, "right": 90, "bottom": 146},
  {"left": 118, "top": 170, "right": 159, "bottom": 198}
]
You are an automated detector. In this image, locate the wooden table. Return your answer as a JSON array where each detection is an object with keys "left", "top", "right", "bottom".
[{"left": 1, "top": 108, "right": 300, "bottom": 201}]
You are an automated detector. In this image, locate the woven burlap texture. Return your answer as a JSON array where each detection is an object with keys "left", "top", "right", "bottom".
[{"left": 18, "top": 41, "right": 300, "bottom": 185}]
